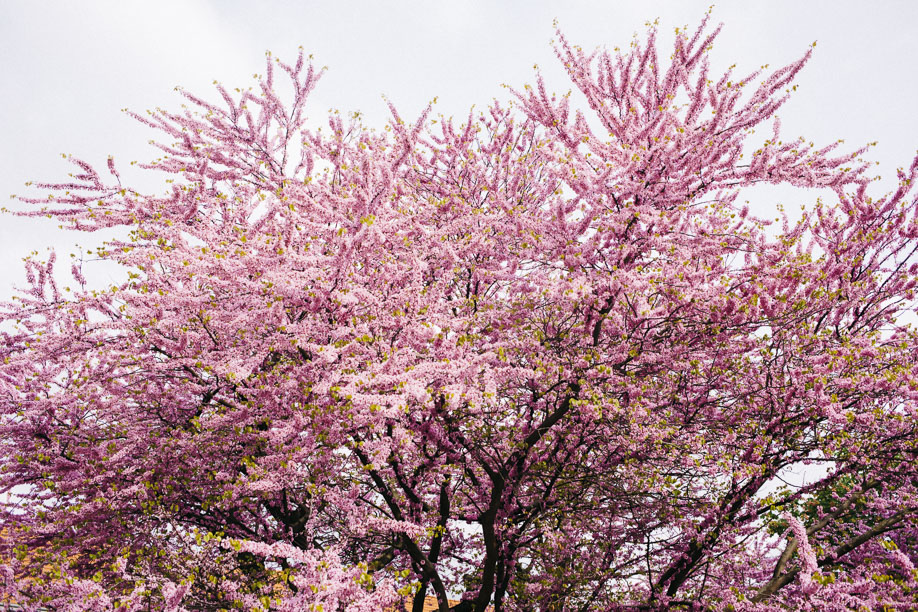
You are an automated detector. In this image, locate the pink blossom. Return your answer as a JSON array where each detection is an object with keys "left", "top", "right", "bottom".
[{"left": 3, "top": 15, "right": 918, "bottom": 611}]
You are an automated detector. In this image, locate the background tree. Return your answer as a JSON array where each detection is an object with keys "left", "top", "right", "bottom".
[{"left": 2, "top": 16, "right": 918, "bottom": 611}]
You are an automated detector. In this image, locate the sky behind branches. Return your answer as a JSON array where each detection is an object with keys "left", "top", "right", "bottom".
[{"left": 2, "top": 0, "right": 917, "bottom": 298}]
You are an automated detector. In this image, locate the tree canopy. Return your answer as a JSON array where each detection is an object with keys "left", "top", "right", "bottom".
[{"left": 2, "top": 16, "right": 918, "bottom": 611}]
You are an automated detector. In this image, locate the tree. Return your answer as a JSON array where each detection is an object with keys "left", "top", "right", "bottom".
[{"left": 2, "top": 15, "right": 918, "bottom": 611}]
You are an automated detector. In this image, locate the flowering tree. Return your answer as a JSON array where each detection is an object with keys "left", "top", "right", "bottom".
[{"left": 2, "top": 16, "right": 918, "bottom": 611}]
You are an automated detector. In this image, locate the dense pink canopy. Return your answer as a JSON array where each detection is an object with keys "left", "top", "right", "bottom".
[{"left": 2, "top": 17, "right": 917, "bottom": 611}]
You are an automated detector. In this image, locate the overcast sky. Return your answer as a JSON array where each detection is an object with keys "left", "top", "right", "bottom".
[{"left": 2, "top": 0, "right": 917, "bottom": 298}]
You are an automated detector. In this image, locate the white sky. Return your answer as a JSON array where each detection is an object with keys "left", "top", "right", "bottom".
[{"left": 2, "top": 0, "right": 917, "bottom": 298}]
